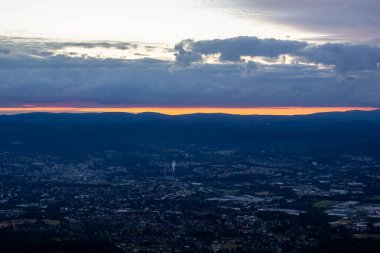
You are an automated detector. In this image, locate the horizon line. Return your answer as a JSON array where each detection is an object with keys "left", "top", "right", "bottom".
[{"left": 0, "top": 107, "right": 378, "bottom": 116}]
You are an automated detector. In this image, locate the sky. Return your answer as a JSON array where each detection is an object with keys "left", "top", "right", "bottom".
[{"left": 0, "top": 0, "right": 380, "bottom": 115}]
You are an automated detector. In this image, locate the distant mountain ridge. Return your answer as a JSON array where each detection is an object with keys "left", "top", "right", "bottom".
[
  {"left": 0, "top": 110, "right": 379, "bottom": 157},
  {"left": 1, "top": 109, "right": 380, "bottom": 122}
]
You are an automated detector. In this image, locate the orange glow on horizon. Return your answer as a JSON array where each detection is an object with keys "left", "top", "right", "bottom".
[{"left": 0, "top": 107, "right": 378, "bottom": 116}]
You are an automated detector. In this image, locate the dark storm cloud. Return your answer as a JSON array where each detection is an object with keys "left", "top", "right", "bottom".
[
  {"left": 212, "top": 0, "right": 380, "bottom": 41},
  {"left": 175, "top": 36, "right": 307, "bottom": 66},
  {"left": 175, "top": 37, "right": 380, "bottom": 73},
  {"left": 295, "top": 43, "right": 380, "bottom": 73},
  {"left": 0, "top": 37, "right": 380, "bottom": 108}
]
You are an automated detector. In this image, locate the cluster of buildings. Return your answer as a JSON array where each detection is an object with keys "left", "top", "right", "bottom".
[{"left": 0, "top": 149, "right": 380, "bottom": 252}]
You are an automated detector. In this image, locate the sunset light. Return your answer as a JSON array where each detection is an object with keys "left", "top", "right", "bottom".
[{"left": 0, "top": 107, "right": 377, "bottom": 116}]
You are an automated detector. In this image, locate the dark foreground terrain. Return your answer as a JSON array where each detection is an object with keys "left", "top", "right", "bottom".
[{"left": 0, "top": 111, "right": 380, "bottom": 252}]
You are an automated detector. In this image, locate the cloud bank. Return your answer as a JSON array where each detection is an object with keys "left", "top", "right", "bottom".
[
  {"left": 175, "top": 36, "right": 307, "bottom": 66},
  {"left": 175, "top": 37, "right": 380, "bottom": 73},
  {"left": 0, "top": 36, "right": 380, "bottom": 108}
]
